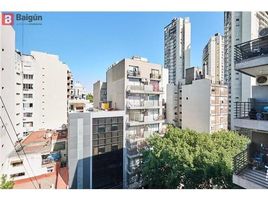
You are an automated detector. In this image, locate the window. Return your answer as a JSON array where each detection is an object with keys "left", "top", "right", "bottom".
[
  {"left": 98, "top": 126, "right": 106, "bottom": 133},
  {"left": 53, "top": 141, "right": 66, "bottom": 151},
  {"left": 23, "top": 74, "right": 33, "bottom": 79},
  {"left": 23, "top": 113, "right": 32, "bottom": 117},
  {"left": 23, "top": 103, "right": 33, "bottom": 108},
  {"left": 10, "top": 172, "right": 25, "bottom": 178},
  {"left": 23, "top": 83, "right": 33, "bottom": 91},
  {"left": 111, "top": 125, "right": 118, "bottom": 131},
  {"left": 23, "top": 94, "right": 33, "bottom": 98},
  {"left": 11, "top": 160, "right": 23, "bottom": 167}
]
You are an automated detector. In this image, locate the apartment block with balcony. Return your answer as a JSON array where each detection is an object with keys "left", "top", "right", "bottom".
[
  {"left": 67, "top": 68, "right": 74, "bottom": 100},
  {"left": 232, "top": 33, "right": 268, "bottom": 189},
  {"left": 224, "top": 12, "right": 268, "bottom": 130},
  {"left": 106, "top": 56, "right": 167, "bottom": 188}
]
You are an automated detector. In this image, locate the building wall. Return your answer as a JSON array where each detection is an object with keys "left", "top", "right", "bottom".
[
  {"left": 181, "top": 79, "right": 228, "bottom": 133},
  {"left": 181, "top": 79, "right": 211, "bottom": 133},
  {"left": 0, "top": 25, "right": 23, "bottom": 176},
  {"left": 31, "top": 51, "right": 68, "bottom": 130}
]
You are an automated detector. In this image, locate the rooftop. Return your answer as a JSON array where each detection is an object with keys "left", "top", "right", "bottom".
[{"left": 10, "top": 130, "right": 67, "bottom": 157}]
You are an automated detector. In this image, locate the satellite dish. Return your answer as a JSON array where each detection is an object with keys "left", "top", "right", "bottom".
[{"left": 259, "top": 27, "right": 268, "bottom": 37}]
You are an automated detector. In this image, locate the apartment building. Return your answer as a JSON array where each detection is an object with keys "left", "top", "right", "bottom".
[
  {"left": 93, "top": 81, "right": 107, "bottom": 109},
  {"left": 0, "top": 25, "right": 24, "bottom": 177},
  {"left": 106, "top": 56, "right": 167, "bottom": 188},
  {"left": 164, "top": 17, "right": 191, "bottom": 124},
  {"left": 202, "top": 33, "right": 224, "bottom": 84},
  {"left": 68, "top": 111, "right": 125, "bottom": 189},
  {"left": 68, "top": 81, "right": 89, "bottom": 113},
  {"left": 180, "top": 78, "right": 228, "bottom": 133},
  {"left": 67, "top": 68, "right": 74, "bottom": 100},
  {"left": 232, "top": 33, "right": 268, "bottom": 189},
  {"left": 73, "top": 81, "right": 86, "bottom": 100},
  {"left": 224, "top": 12, "right": 268, "bottom": 129}
]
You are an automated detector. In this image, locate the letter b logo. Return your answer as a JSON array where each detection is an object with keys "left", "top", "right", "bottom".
[{"left": 2, "top": 13, "right": 14, "bottom": 25}]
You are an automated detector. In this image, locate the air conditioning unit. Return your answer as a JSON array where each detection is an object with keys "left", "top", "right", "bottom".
[{"left": 256, "top": 75, "right": 268, "bottom": 86}]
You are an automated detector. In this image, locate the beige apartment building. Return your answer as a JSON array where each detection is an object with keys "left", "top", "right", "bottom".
[
  {"left": 106, "top": 56, "right": 167, "bottom": 188},
  {"left": 178, "top": 68, "right": 228, "bottom": 133}
]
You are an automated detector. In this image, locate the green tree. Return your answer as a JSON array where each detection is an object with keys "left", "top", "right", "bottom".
[
  {"left": 0, "top": 175, "right": 14, "bottom": 189},
  {"left": 86, "top": 93, "right": 93, "bottom": 103},
  {"left": 141, "top": 126, "right": 250, "bottom": 189}
]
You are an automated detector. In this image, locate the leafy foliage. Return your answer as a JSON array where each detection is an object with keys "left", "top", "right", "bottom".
[
  {"left": 86, "top": 93, "right": 93, "bottom": 103},
  {"left": 141, "top": 126, "right": 250, "bottom": 189},
  {"left": 0, "top": 175, "right": 14, "bottom": 189}
]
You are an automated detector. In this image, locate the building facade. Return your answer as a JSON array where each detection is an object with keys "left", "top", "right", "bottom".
[
  {"left": 93, "top": 80, "right": 107, "bottom": 109},
  {"left": 202, "top": 33, "right": 224, "bottom": 84},
  {"left": 164, "top": 17, "right": 191, "bottom": 124},
  {"left": 232, "top": 33, "right": 268, "bottom": 189},
  {"left": 180, "top": 78, "right": 228, "bottom": 133},
  {"left": 224, "top": 11, "right": 268, "bottom": 129},
  {"left": 0, "top": 25, "right": 24, "bottom": 177},
  {"left": 106, "top": 56, "right": 167, "bottom": 188},
  {"left": 20, "top": 51, "right": 68, "bottom": 135},
  {"left": 68, "top": 111, "right": 125, "bottom": 189}
]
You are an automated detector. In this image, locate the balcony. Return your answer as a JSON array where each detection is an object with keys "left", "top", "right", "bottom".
[
  {"left": 150, "top": 73, "right": 161, "bottom": 81},
  {"left": 127, "top": 85, "right": 164, "bottom": 94},
  {"left": 234, "top": 35, "right": 268, "bottom": 77},
  {"left": 126, "top": 100, "right": 162, "bottom": 110},
  {"left": 127, "top": 70, "right": 141, "bottom": 79},
  {"left": 234, "top": 101, "right": 268, "bottom": 131},
  {"left": 233, "top": 143, "right": 268, "bottom": 189},
  {"left": 127, "top": 115, "right": 165, "bottom": 127}
]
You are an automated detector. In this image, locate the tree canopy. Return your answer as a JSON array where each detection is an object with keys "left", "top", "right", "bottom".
[
  {"left": 141, "top": 126, "right": 250, "bottom": 189},
  {"left": 0, "top": 175, "right": 14, "bottom": 189},
  {"left": 86, "top": 93, "right": 93, "bottom": 103}
]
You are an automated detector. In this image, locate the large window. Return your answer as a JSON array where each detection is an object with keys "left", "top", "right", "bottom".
[
  {"left": 23, "top": 74, "right": 34, "bottom": 79},
  {"left": 23, "top": 84, "right": 33, "bottom": 91}
]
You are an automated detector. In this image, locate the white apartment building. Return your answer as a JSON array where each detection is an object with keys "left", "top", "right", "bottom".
[
  {"left": 164, "top": 17, "right": 191, "bottom": 124},
  {"left": 73, "top": 81, "right": 86, "bottom": 100},
  {"left": 224, "top": 11, "right": 268, "bottom": 129},
  {"left": 180, "top": 78, "right": 228, "bottom": 133},
  {"left": 0, "top": 25, "right": 24, "bottom": 177},
  {"left": 20, "top": 51, "right": 68, "bottom": 135},
  {"left": 232, "top": 32, "right": 268, "bottom": 189},
  {"left": 164, "top": 17, "right": 191, "bottom": 84},
  {"left": 202, "top": 33, "right": 224, "bottom": 84},
  {"left": 106, "top": 56, "right": 167, "bottom": 188},
  {"left": 67, "top": 68, "right": 74, "bottom": 100}
]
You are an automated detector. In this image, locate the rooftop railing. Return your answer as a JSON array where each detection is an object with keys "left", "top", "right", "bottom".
[{"left": 234, "top": 35, "right": 268, "bottom": 64}]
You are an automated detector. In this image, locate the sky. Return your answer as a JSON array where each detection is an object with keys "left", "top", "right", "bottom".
[{"left": 14, "top": 12, "right": 224, "bottom": 93}]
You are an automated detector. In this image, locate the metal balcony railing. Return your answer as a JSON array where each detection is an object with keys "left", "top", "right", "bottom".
[
  {"left": 127, "top": 70, "right": 140, "bottom": 78},
  {"left": 233, "top": 147, "right": 249, "bottom": 175},
  {"left": 235, "top": 35, "right": 268, "bottom": 63},
  {"left": 235, "top": 101, "right": 268, "bottom": 120}
]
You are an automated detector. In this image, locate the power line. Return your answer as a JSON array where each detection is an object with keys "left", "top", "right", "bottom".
[
  {"left": 0, "top": 116, "right": 38, "bottom": 189},
  {"left": 0, "top": 96, "right": 41, "bottom": 188}
]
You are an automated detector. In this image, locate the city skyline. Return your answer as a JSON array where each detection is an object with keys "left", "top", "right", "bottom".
[{"left": 14, "top": 12, "right": 223, "bottom": 92}]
